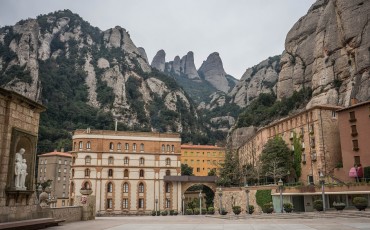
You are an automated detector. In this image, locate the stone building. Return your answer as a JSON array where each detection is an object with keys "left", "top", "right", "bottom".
[
  {"left": 70, "top": 129, "right": 182, "bottom": 214},
  {"left": 37, "top": 150, "right": 72, "bottom": 208},
  {"left": 181, "top": 144, "right": 225, "bottom": 176},
  {"left": 238, "top": 105, "right": 342, "bottom": 185},
  {"left": 0, "top": 87, "right": 45, "bottom": 222}
]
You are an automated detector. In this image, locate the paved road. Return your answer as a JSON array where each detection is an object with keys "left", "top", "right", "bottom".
[{"left": 49, "top": 216, "right": 370, "bottom": 230}]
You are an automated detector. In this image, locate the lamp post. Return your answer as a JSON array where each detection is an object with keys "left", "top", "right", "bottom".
[
  {"left": 245, "top": 184, "right": 250, "bottom": 214},
  {"left": 182, "top": 194, "right": 185, "bottom": 215},
  {"left": 155, "top": 198, "right": 158, "bottom": 213},
  {"left": 218, "top": 187, "right": 223, "bottom": 214},
  {"left": 319, "top": 171, "right": 326, "bottom": 212},
  {"left": 199, "top": 191, "right": 202, "bottom": 215},
  {"left": 278, "top": 179, "right": 284, "bottom": 213}
]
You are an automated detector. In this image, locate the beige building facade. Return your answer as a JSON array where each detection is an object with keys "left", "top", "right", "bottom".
[
  {"left": 238, "top": 105, "right": 342, "bottom": 185},
  {"left": 37, "top": 151, "right": 72, "bottom": 207},
  {"left": 70, "top": 129, "right": 182, "bottom": 214}
]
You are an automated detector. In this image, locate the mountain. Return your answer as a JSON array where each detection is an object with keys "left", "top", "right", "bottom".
[{"left": 0, "top": 10, "right": 210, "bottom": 153}]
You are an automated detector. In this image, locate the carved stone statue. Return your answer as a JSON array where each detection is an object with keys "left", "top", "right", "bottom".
[
  {"left": 14, "top": 148, "right": 27, "bottom": 190},
  {"left": 14, "top": 158, "right": 21, "bottom": 189},
  {"left": 20, "top": 159, "right": 28, "bottom": 189}
]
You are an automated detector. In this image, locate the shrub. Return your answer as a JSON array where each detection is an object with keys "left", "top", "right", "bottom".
[
  {"left": 353, "top": 197, "right": 368, "bottom": 211},
  {"left": 232, "top": 206, "right": 241, "bottom": 215},
  {"left": 263, "top": 202, "right": 274, "bottom": 213},
  {"left": 333, "top": 201, "right": 346, "bottom": 211},
  {"left": 193, "top": 208, "right": 200, "bottom": 215},
  {"left": 283, "top": 202, "right": 293, "bottom": 213},
  {"left": 247, "top": 205, "right": 254, "bottom": 214},
  {"left": 256, "top": 190, "right": 272, "bottom": 210},
  {"left": 220, "top": 209, "right": 228, "bottom": 215},
  {"left": 169, "top": 210, "right": 175, "bottom": 215},
  {"left": 201, "top": 208, "right": 207, "bottom": 215},
  {"left": 151, "top": 210, "right": 156, "bottom": 216},
  {"left": 364, "top": 166, "right": 370, "bottom": 179},
  {"left": 173, "top": 210, "right": 178, "bottom": 215},
  {"left": 185, "top": 209, "right": 193, "bottom": 215},
  {"left": 161, "top": 210, "right": 168, "bottom": 216},
  {"left": 313, "top": 200, "right": 323, "bottom": 211},
  {"left": 207, "top": 207, "right": 215, "bottom": 215},
  {"left": 156, "top": 211, "right": 160, "bottom": 216}
]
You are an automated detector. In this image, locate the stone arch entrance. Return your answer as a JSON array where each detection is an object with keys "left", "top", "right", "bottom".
[{"left": 181, "top": 182, "right": 217, "bottom": 195}]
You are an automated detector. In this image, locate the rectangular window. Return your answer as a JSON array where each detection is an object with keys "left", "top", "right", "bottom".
[
  {"left": 354, "top": 156, "right": 361, "bottom": 166},
  {"left": 63, "top": 184, "right": 66, "bottom": 189},
  {"left": 207, "top": 160, "right": 210, "bottom": 164},
  {"left": 302, "top": 153, "right": 306, "bottom": 162},
  {"left": 64, "top": 168, "right": 66, "bottom": 173},
  {"left": 62, "top": 192, "right": 65, "bottom": 198},
  {"left": 62, "top": 200, "right": 65, "bottom": 206},
  {"left": 58, "top": 159, "right": 61, "bottom": 164},
  {"left": 352, "top": 139, "right": 359, "bottom": 151},
  {"left": 191, "top": 160, "right": 194, "bottom": 164},
  {"left": 166, "top": 199, "right": 171, "bottom": 208},
  {"left": 123, "top": 198, "right": 128, "bottom": 209},
  {"left": 197, "top": 168, "right": 200, "bottom": 172},
  {"left": 107, "top": 199, "right": 113, "bottom": 209},
  {"left": 308, "top": 175, "right": 314, "bottom": 185},
  {"left": 351, "top": 125, "right": 358, "bottom": 136},
  {"left": 332, "top": 111, "right": 336, "bottom": 118},
  {"left": 138, "top": 198, "right": 144, "bottom": 209},
  {"left": 64, "top": 160, "right": 67, "bottom": 165},
  {"left": 184, "top": 160, "right": 188, "bottom": 164},
  {"left": 197, "top": 160, "right": 200, "bottom": 165},
  {"left": 349, "top": 111, "right": 356, "bottom": 121}
]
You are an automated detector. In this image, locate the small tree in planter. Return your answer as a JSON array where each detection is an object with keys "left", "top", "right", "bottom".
[
  {"left": 173, "top": 210, "right": 178, "bottom": 215},
  {"left": 220, "top": 209, "right": 228, "bottom": 215},
  {"left": 263, "top": 202, "right": 274, "bottom": 214},
  {"left": 169, "top": 210, "right": 175, "bottom": 215},
  {"left": 333, "top": 201, "right": 346, "bottom": 211},
  {"left": 247, "top": 205, "right": 254, "bottom": 214},
  {"left": 156, "top": 211, "right": 160, "bottom": 216},
  {"left": 283, "top": 202, "right": 293, "bottom": 213},
  {"left": 151, "top": 211, "right": 156, "bottom": 216},
  {"left": 232, "top": 206, "right": 241, "bottom": 215},
  {"left": 207, "top": 207, "right": 215, "bottom": 215},
  {"left": 353, "top": 197, "right": 368, "bottom": 211},
  {"left": 185, "top": 209, "right": 193, "bottom": 215},
  {"left": 161, "top": 210, "right": 168, "bottom": 216},
  {"left": 201, "top": 208, "right": 207, "bottom": 215},
  {"left": 193, "top": 208, "right": 200, "bottom": 215},
  {"left": 313, "top": 200, "right": 323, "bottom": 211}
]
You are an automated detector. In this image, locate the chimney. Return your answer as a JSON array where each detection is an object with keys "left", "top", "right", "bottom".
[
  {"left": 350, "top": 97, "right": 358, "bottom": 106},
  {"left": 61, "top": 148, "right": 64, "bottom": 152}
]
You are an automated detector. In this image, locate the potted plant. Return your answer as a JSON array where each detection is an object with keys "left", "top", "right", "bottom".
[
  {"left": 220, "top": 209, "right": 228, "bottom": 215},
  {"left": 353, "top": 197, "right": 368, "bottom": 211},
  {"left": 263, "top": 202, "right": 274, "bottom": 214},
  {"left": 313, "top": 200, "right": 323, "bottom": 211},
  {"left": 201, "top": 208, "right": 207, "bottom": 215},
  {"left": 169, "top": 210, "right": 175, "bottom": 215},
  {"left": 193, "top": 208, "right": 200, "bottom": 215},
  {"left": 247, "top": 205, "right": 254, "bottom": 214},
  {"left": 207, "top": 207, "right": 215, "bottom": 215},
  {"left": 173, "top": 210, "right": 178, "bottom": 215},
  {"left": 232, "top": 206, "right": 241, "bottom": 215},
  {"left": 151, "top": 210, "right": 156, "bottom": 216},
  {"left": 161, "top": 210, "right": 168, "bottom": 216},
  {"left": 283, "top": 202, "right": 293, "bottom": 213},
  {"left": 333, "top": 201, "right": 346, "bottom": 211},
  {"left": 156, "top": 211, "right": 160, "bottom": 216},
  {"left": 185, "top": 209, "right": 193, "bottom": 215}
]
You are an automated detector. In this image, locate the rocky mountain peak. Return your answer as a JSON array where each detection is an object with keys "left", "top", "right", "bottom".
[
  {"left": 151, "top": 49, "right": 166, "bottom": 72},
  {"left": 137, "top": 47, "right": 148, "bottom": 63},
  {"left": 180, "top": 51, "right": 200, "bottom": 80}
]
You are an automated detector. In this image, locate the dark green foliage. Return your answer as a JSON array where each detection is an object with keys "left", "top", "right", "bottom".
[
  {"left": 313, "top": 200, "right": 323, "bottom": 211},
  {"left": 255, "top": 190, "right": 272, "bottom": 210},
  {"left": 185, "top": 209, "right": 193, "bottom": 215},
  {"left": 364, "top": 166, "right": 370, "bottom": 179},
  {"left": 263, "top": 202, "right": 274, "bottom": 213},
  {"left": 247, "top": 205, "right": 254, "bottom": 214},
  {"left": 0, "top": 65, "right": 32, "bottom": 86},
  {"left": 217, "top": 150, "right": 241, "bottom": 187},
  {"left": 207, "top": 207, "right": 215, "bottom": 214},
  {"left": 208, "top": 169, "right": 217, "bottom": 176},
  {"left": 292, "top": 132, "right": 302, "bottom": 178},
  {"left": 181, "top": 164, "right": 194, "bottom": 176},
  {"left": 232, "top": 206, "right": 241, "bottom": 215}
]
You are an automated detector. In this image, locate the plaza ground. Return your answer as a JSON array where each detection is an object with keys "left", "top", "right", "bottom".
[{"left": 49, "top": 214, "right": 370, "bottom": 230}]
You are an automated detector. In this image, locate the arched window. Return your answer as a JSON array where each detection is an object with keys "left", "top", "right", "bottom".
[
  {"left": 165, "top": 170, "right": 171, "bottom": 176},
  {"left": 125, "top": 143, "right": 129, "bottom": 151},
  {"left": 86, "top": 141, "right": 91, "bottom": 149},
  {"left": 140, "top": 143, "right": 144, "bottom": 152},
  {"left": 124, "top": 157, "right": 129, "bottom": 165},
  {"left": 79, "top": 141, "right": 83, "bottom": 149},
  {"left": 138, "top": 183, "right": 144, "bottom": 193},
  {"left": 162, "top": 144, "right": 165, "bottom": 153},
  {"left": 124, "top": 169, "right": 129, "bottom": 178},
  {"left": 85, "top": 168, "right": 90, "bottom": 177},
  {"left": 85, "top": 156, "right": 91, "bottom": 164},
  {"left": 139, "top": 169, "right": 144, "bottom": 178},
  {"left": 133, "top": 143, "right": 137, "bottom": 151},
  {"left": 107, "top": 182, "right": 113, "bottom": 193},
  {"left": 117, "top": 142, "right": 121, "bottom": 150},
  {"left": 165, "top": 158, "right": 171, "bottom": 166},
  {"left": 40, "top": 160, "right": 43, "bottom": 164},
  {"left": 83, "top": 181, "right": 90, "bottom": 189},
  {"left": 171, "top": 145, "right": 175, "bottom": 152},
  {"left": 72, "top": 169, "right": 75, "bottom": 178},
  {"left": 166, "top": 198, "right": 171, "bottom": 208},
  {"left": 165, "top": 182, "right": 171, "bottom": 193},
  {"left": 109, "top": 142, "right": 114, "bottom": 150},
  {"left": 108, "top": 156, "right": 114, "bottom": 165},
  {"left": 139, "top": 157, "right": 145, "bottom": 165},
  {"left": 123, "top": 183, "right": 129, "bottom": 193},
  {"left": 167, "top": 145, "right": 170, "bottom": 152},
  {"left": 108, "top": 169, "right": 113, "bottom": 177}
]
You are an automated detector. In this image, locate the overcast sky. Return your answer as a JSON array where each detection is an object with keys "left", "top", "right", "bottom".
[{"left": 0, "top": 0, "right": 315, "bottom": 79}]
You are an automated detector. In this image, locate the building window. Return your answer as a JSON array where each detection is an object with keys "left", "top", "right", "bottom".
[
  {"left": 171, "top": 145, "right": 175, "bottom": 152},
  {"left": 86, "top": 141, "right": 91, "bottom": 149},
  {"left": 138, "top": 198, "right": 144, "bottom": 209},
  {"left": 166, "top": 158, "right": 171, "bottom": 166},
  {"left": 138, "top": 183, "right": 144, "bottom": 193},
  {"left": 302, "top": 153, "right": 306, "bottom": 163},
  {"left": 64, "top": 168, "right": 66, "bottom": 173},
  {"left": 133, "top": 143, "right": 137, "bottom": 152},
  {"left": 64, "top": 160, "right": 67, "bottom": 165},
  {"left": 197, "top": 160, "right": 200, "bottom": 165},
  {"left": 58, "top": 177, "right": 60, "bottom": 181},
  {"left": 109, "top": 142, "right": 114, "bottom": 151},
  {"left": 162, "top": 144, "right": 165, "bottom": 153},
  {"left": 125, "top": 143, "right": 129, "bottom": 151},
  {"left": 167, "top": 145, "right": 170, "bottom": 152},
  {"left": 79, "top": 141, "right": 83, "bottom": 149},
  {"left": 40, "top": 168, "right": 43, "bottom": 173},
  {"left": 124, "top": 169, "right": 129, "bottom": 178},
  {"left": 139, "top": 157, "right": 145, "bottom": 165},
  {"left": 332, "top": 111, "right": 336, "bottom": 118},
  {"left": 59, "top": 159, "right": 61, "bottom": 164},
  {"left": 107, "top": 182, "right": 113, "bottom": 193},
  {"left": 123, "top": 198, "right": 128, "bottom": 209},
  {"left": 140, "top": 143, "right": 144, "bottom": 152},
  {"left": 352, "top": 139, "right": 359, "bottom": 151},
  {"left": 207, "top": 160, "right": 210, "bottom": 165},
  {"left": 108, "top": 169, "right": 113, "bottom": 177},
  {"left": 83, "top": 181, "right": 90, "bottom": 189},
  {"left": 310, "top": 138, "right": 315, "bottom": 148},
  {"left": 165, "top": 182, "right": 171, "bottom": 193},
  {"left": 108, "top": 156, "right": 114, "bottom": 165},
  {"left": 85, "top": 168, "right": 90, "bottom": 177},
  {"left": 123, "top": 183, "right": 129, "bottom": 193},
  {"left": 63, "top": 176, "right": 66, "bottom": 181},
  {"left": 184, "top": 159, "right": 188, "bottom": 164},
  {"left": 117, "top": 143, "right": 121, "bottom": 150},
  {"left": 166, "top": 199, "right": 171, "bottom": 208},
  {"left": 309, "top": 124, "right": 314, "bottom": 134},
  {"left": 354, "top": 156, "right": 361, "bottom": 166},
  {"left": 124, "top": 157, "right": 129, "bottom": 165},
  {"left": 349, "top": 111, "right": 356, "bottom": 121},
  {"left": 308, "top": 175, "right": 314, "bottom": 184},
  {"left": 351, "top": 125, "right": 358, "bottom": 136},
  {"left": 40, "top": 160, "right": 43, "bottom": 164},
  {"left": 107, "top": 199, "right": 113, "bottom": 209},
  {"left": 62, "top": 192, "right": 65, "bottom": 198},
  {"left": 45, "top": 160, "right": 47, "bottom": 164},
  {"left": 139, "top": 169, "right": 144, "bottom": 178},
  {"left": 165, "top": 170, "right": 171, "bottom": 176},
  {"left": 72, "top": 169, "right": 74, "bottom": 178},
  {"left": 85, "top": 156, "right": 91, "bottom": 165},
  {"left": 62, "top": 200, "right": 65, "bottom": 206},
  {"left": 197, "top": 168, "right": 200, "bottom": 172}
]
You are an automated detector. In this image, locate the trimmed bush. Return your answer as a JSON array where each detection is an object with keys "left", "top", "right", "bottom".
[
  {"left": 232, "top": 206, "right": 241, "bottom": 215},
  {"left": 173, "top": 210, "right": 178, "bottom": 215},
  {"left": 185, "top": 209, "right": 193, "bottom": 215},
  {"left": 207, "top": 207, "right": 215, "bottom": 215},
  {"left": 247, "top": 205, "right": 255, "bottom": 214},
  {"left": 353, "top": 197, "right": 368, "bottom": 211},
  {"left": 201, "top": 208, "right": 207, "bottom": 215},
  {"left": 283, "top": 202, "right": 293, "bottom": 213},
  {"left": 193, "top": 208, "right": 200, "bottom": 215},
  {"left": 169, "top": 210, "right": 175, "bottom": 215},
  {"left": 313, "top": 200, "right": 323, "bottom": 211},
  {"left": 151, "top": 210, "right": 156, "bottom": 216},
  {"left": 161, "top": 210, "right": 168, "bottom": 216},
  {"left": 263, "top": 202, "right": 274, "bottom": 213},
  {"left": 220, "top": 209, "right": 228, "bottom": 215},
  {"left": 333, "top": 202, "right": 346, "bottom": 211}
]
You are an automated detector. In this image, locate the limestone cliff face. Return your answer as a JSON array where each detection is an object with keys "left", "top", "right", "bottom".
[
  {"left": 229, "top": 56, "right": 280, "bottom": 107},
  {"left": 180, "top": 51, "right": 200, "bottom": 80},
  {"left": 277, "top": 0, "right": 370, "bottom": 107},
  {"left": 151, "top": 49, "right": 165, "bottom": 72}
]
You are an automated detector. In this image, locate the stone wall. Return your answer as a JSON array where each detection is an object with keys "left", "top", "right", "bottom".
[{"left": 49, "top": 206, "right": 82, "bottom": 222}]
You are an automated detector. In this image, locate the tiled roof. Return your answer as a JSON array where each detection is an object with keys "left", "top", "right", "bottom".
[
  {"left": 40, "top": 151, "right": 72, "bottom": 158},
  {"left": 181, "top": 145, "right": 224, "bottom": 150}
]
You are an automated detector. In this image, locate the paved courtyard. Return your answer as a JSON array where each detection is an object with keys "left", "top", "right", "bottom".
[{"left": 49, "top": 215, "right": 370, "bottom": 230}]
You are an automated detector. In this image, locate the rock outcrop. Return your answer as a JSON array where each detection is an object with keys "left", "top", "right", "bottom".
[
  {"left": 180, "top": 51, "right": 200, "bottom": 80},
  {"left": 151, "top": 49, "right": 166, "bottom": 72},
  {"left": 137, "top": 47, "right": 148, "bottom": 63},
  {"left": 198, "top": 52, "right": 230, "bottom": 93},
  {"left": 277, "top": 0, "right": 370, "bottom": 107}
]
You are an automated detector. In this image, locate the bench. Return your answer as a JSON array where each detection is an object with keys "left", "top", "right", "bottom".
[{"left": 0, "top": 218, "right": 65, "bottom": 230}]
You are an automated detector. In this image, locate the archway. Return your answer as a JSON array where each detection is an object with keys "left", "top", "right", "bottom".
[{"left": 183, "top": 184, "right": 215, "bottom": 213}]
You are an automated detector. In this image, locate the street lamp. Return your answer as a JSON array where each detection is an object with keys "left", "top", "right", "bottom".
[
  {"left": 278, "top": 179, "right": 284, "bottom": 213},
  {"left": 218, "top": 187, "right": 223, "bottom": 214},
  {"left": 245, "top": 184, "right": 250, "bottom": 214},
  {"left": 319, "top": 171, "right": 326, "bottom": 212},
  {"left": 182, "top": 194, "right": 185, "bottom": 215},
  {"left": 199, "top": 191, "right": 202, "bottom": 215},
  {"left": 155, "top": 198, "right": 158, "bottom": 213}
]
